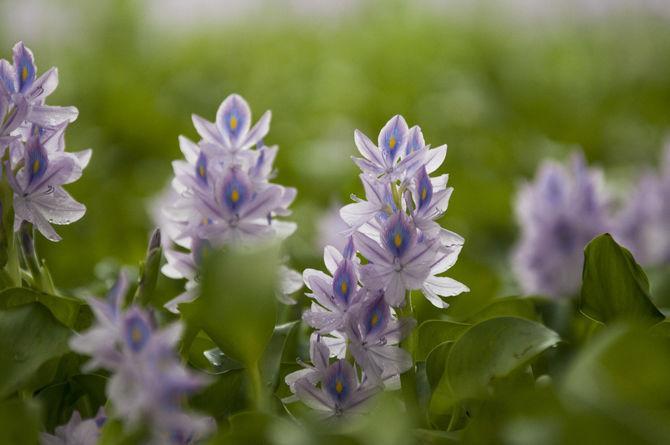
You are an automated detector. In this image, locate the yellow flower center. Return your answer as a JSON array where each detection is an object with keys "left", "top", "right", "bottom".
[
  {"left": 394, "top": 233, "right": 402, "bottom": 248},
  {"left": 335, "top": 380, "right": 344, "bottom": 394},
  {"left": 230, "top": 116, "right": 238, "bottom": 130},
  {"left": 389, "top": 136, "right": 396, "bottom": 150},
  {"left": 21, "top": 66, "right": 28, "bottom": 81},
  {"left": 32, "top": 159, "right": 40, "bottom": 174},
  {"left": 340, "top": 280, "right": 348, "bottom": 295},
  {"left": 131, "top": 326, "right": 143, "bottom": 343},
  {"left": 231, "top": 188, "right": 240, "bottom": 203},
  {"left": 371, "top": 313, "right": 379, "bottom": 326},
  {"left": 421, "top": 187, "right": 427, "bottom": 201},
  {"left": 198, "top": 165, "right": 205, "bottom": 178}
]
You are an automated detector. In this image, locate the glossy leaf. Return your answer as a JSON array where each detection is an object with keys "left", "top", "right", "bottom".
[
  {"left": 180, "top": 244, "right": 279, "bottom": 367},
  {"left": 425, "top": 341, "right": 453, "bottom": 389},
  {"left": 0, "top": 303, "right": 71, "bottom": 397},
  {"left": 580, "top": 234, "right": 663, "bottom": 326},
  {"left": 432, "top": 316, "right": 560, "bottom": 412},
  {"left": 416, "top": 320, "right": 469, "bottom": 362},
  {"left": 0, "top": 287, "right": 84, "bottom": 328}
]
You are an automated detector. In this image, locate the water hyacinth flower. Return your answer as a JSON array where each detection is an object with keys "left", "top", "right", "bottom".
[
  {"left": 293, "top": 359, "right": 380, "bottom": 419},
  {"left": 0, "top": 42, "right": 88, "bottom": 242},
  {"left": 6, "top": 135, "right": 86, "bottom": 241},
  {"left": 346, "top": 290, "right": 414, "bottom": 384},
  {"left": 288, "top": 115, "right": 466, "bottom": 416},
  {"left": 284, "top": 334, "right": 331, "bottom": 394},
  {"left": 613, "top": 143, "right": 670, "bottom": 266},
  {"left": 302, "top": 238, "right": 364, "bottom": 333},
  {"left": 157, "top": 93, "right": 299, "bottom": 310},
  {"left": 356, "top": 212, "right": 438, "bottom": 307},
  {"left": 0, "top": 42, "right": 78, "bottom": 131},
  {"left": 70, "top": 273, "right": 212, "bottom": 444},
  {"left": 40, "top": 408, "right": 107, "bottom": 445},
  {"left": 513, "top": 152, "right": 610, "bottom": 298}
]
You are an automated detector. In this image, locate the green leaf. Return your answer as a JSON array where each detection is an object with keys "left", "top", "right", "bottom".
[
  {"left": 0, "top": 303, "right": 72, "bottom": 397},
  {"left": 180, "top": 244, "right": 279, "bottom": 367},
  {"left": 580, "top": 234, "right": 663, "bottom": 326},
  {"left": 0, "top": 398, "right": 40, "bottom": 444},
  {"left": 0, "top": 287, "right": 84, "bottom": 328},
  {"left": 433, "top": 317, "right": 559, "bottom": 410},
  {"left": 425, "top": 341, "right": 453, "bottom": 389},
  {"left": 416, "top": 320, "right": 469, "bottom": 362},
  {"left": 467, "top": 296, "right": 539, "bottom": 323},
  {"left": 191, "top": 369, "right": 247, "bottom": 420},
  {"left": 259, "top": 321, "right": 299, "bottom": 392}
]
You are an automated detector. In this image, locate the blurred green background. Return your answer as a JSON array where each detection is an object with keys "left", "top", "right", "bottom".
[{"left": 1, "top": 0, "right": 669, "bottom": 312}]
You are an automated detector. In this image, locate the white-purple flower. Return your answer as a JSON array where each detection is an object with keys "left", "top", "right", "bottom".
[
  {"left": 70, "top": 273, "right": 212, "bottom": 444},
  {"left": 302, "top": 238, "right": 363, "bottom": 333},
  {"left": 158, "top": 94, "right": 299, "bottom": 310},
  {"left": 0, "top": 42, "right": 78, "bottom": 131},
  {"left": 6, "top": 135, "right": 86, "bottom": 241},
  {"left": 613, "top": 143, "right": 670, "bottom": 266},
  {"left": 0, "top": 42, "right": 88, "bottom": 242},
  {"left": 292, "top": 114, "right": 466, "bottom": 416},
  {"left": 39, "top": 408, "right": 106, "bottom": 445},
  {"left": 346, "top": 290, "right": 414, "bottom": 384},
  {"left": 356, "top": 212, "right": 438, "bottom": 307},
  {"left": 512, "top": 151, "right": 610, "bottom": 298},
  {"left": 292, "top": 359, "right": 380, "bottom": 419}
]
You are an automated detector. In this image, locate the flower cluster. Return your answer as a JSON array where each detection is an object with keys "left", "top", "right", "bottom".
[
  {"left": 0, "top": 42, "right": 89, "bottom": 241},
  {"left": 157, "top": 94, "right": 299, "bottom": 311},
  {"left": 40, "top": 408, "right": 106, "bottom": 445},
  {"left": 69, "top": 273, "right": 212, "bottom": 444},
  {"left": 613, "top": 143, "right": 670, "bottom": 266},
  {"left": 512, "top": 152, "right": 610, "bottom": 298},
  {"left": 286, "top": 115, "right": 468, "bottom": 417}
]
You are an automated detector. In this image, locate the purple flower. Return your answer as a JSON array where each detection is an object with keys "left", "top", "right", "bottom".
[
  {"left": 513, "top": 152, "right": 610, "bottom": 298},
  {"left": 192, "top": 94, "right": 270, "bottom": 163},
  {"left": 158, "top": 94, "right": 297, "bottom": 310},
  {"left": 613, "top": 144, "right": 670, "bottom": 266},
  {"left": 292, "top": 359, "right": 380, "bottom": 419},
  {"left": 284, "top": 333, "right": 331, "bottom": 394},
  {"left": 6, "top": 135, "right": 86, "bottom": 241},
  {"left": 0, "top": 88, "right": 27, "bottom": 146},
  {"left": 70, "top": 273, "right": 212, "bottom": 444},
  {"left": 303, "top": 239, "right": 364, "bottom": 332},
  {"left": 39, "top": 408, "right": 106, "bottom": 445},
  {"left": 409, "top": 167, "right": 454, "bottom": 236},
  {"left": 356, "top": 212, "right": 438, "bottom": 307},
  {"left": 421, "top": 244, "right": 469, "bottom": 308},
  {"left": 0, "top": 42, "right": 78, "bottom": 130},
  {"left": 315, "top": 202, "right": 351, "bottom": 253},
  {"left": 346, "top": 290, "right": 414, "bottom": 384},
  {"left": 339, "top": 174, "right": 394, "bottom": 232}
]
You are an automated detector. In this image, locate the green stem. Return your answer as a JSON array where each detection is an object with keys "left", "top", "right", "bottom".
[
  {"left": 248, "top": 360, "right": 268, "bottom": 412},
  {"left": 399, "top": 291, "right": 427, "bottom": 427}
]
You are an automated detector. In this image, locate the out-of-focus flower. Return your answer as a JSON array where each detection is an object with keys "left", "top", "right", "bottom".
[
  {"left": 70, "top": 273, "right": 212, "bottom": 444},
  {"left": 39, "top": 408, "right": 106, "bottom": 445},
  {"left": 513, "top": 152, "right": 610, "bottom": 298},
  {"left": 315, "top": 201, "right": 350, "bottom": 253},
  {"left": 613, "top": 144, "right": 670, "bottom": 266}
]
